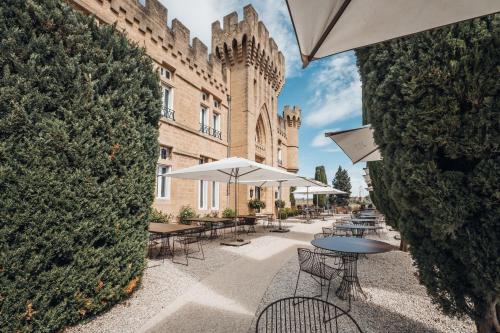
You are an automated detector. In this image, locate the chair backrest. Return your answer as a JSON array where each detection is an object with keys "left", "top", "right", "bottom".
[
  {"left": 297, "top": 248, "right": 321, "bottom": 273},
  {"left": 255, "top": 296, "right": 363, "bottom": 333},
  {"left": 313, "top": 232, "right": 328, "bottom": 240},
  {"left": 322, "top": 227, "right": 333, "bottom": 235}
]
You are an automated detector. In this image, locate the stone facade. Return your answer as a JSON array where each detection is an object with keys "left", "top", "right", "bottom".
[{"left": 68, "top": 0, "right": 301, "bottom": 217}]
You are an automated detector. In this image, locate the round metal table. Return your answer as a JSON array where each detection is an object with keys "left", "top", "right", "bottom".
[
  {"left": 335, "top": 224, "right": 382, "bottom": 237},
  {"left": 311, "top": 237, "right": 394, "bottom": 308}
]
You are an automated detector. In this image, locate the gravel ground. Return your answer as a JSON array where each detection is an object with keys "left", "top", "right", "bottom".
[
  {"left": 66, "top": 217, "right": 474, "bottom": 333},
  {"left": 249, "top": 226, "right": 475, "bottom": 333}
]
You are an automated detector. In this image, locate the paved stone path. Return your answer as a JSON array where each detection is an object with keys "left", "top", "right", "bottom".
[{"left": 140, "top": 222, "right": 323, "bottom": 333}]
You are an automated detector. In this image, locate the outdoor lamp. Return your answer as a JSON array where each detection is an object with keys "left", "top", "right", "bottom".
[{"left": 250, "top": 188, "right": 254, "bottom": 198}]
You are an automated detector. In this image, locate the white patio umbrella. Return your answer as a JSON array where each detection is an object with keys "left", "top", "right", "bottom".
[
  {"left": 293, "top": 186, "right": 346, "bottom": 217},
  {"left": 325, "top": 125, "right": 381, "bottom": 164},
  {"left": 240, "top": 177, "right": 325, "bottom": 232},
  {"left": 286, "top": 0, "right": 500, "bottom": 67},
  {"left": 167, "top": 157, "right": 298, "bottom": 244}
]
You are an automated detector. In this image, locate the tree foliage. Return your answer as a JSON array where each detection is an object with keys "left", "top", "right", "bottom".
[
  {"left": 313, "top": 165, "right": 327, "bottom": 207},
  {"left": 356, "top": 14, "right": 499, "bottom": 332},
  {"left": 0, "top": 0, "right": 161, "bottom": 331},
  {"left": 332, "top": 166, "right": 351, "bottom": 206}
]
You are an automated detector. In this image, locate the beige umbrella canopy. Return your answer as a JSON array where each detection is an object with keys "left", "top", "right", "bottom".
[
  {"left": 286, "top": 0, "right": 500, "bottom": 67},
  {"left": 325, "top": 125, "right": 381, "bottom": 164}
]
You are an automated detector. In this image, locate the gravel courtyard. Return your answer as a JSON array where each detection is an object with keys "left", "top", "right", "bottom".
[{"left": 66, "top": 217, "right": 474, "bottom": 333}]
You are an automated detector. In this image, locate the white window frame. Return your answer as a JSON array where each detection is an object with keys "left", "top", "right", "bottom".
[
  {"left": 212, "top": 112, "right": 220, "bottom": 132},
  {"left": 160, "top": 67, "right": 171, "bottom": 80},
  {"left": 277, "top": 147, "right": 283, "bottom": 165},
  {"left": 162, "top": 86, "right": 173, "bottom": 110},
  {"left": 198, "top": 180, "right": 208, "bottom": 210},
  {"left": 156, "top": 165, "right": 171, "bottom": 199},
  {"left": 200, "top": 106, "right": 208, "bottom": 128},
  {"left": 211, "top": 181, "right": 219, "bottom": 210}
]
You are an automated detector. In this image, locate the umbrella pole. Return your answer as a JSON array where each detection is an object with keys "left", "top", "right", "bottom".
[
  {"left": 278, "top": 182, "right": 282, "bottom": 230},
  {"left": 307, "top": 187, "right": 310, "bottom": 222},
  {"left": 234, "top": 171, "right": 238, "bottom": 240}
]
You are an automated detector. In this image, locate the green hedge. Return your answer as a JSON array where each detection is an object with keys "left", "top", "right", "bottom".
[
  {"left": 356, "top": 14, "right": 499, "bottom": 332},
  {"left": 0, "top": 0, "right": 161, "bottom": 331}
]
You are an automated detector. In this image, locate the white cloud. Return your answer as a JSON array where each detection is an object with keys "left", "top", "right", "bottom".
[
  {"left": 321, "top": 148, "right": 341, "bottom": 153},
  {"left": 304, "top": 53, "right": 362, "bottom": 127},
  {"left": 159, "top": 0, "right": 302, "bottom": 78},
  {"left": 311, "top": 128, "right": 338, "bottom": 147}
]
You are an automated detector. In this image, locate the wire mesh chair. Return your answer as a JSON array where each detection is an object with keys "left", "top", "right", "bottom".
[
  {"left": 255, "top": 296, "right": 363, "bottom": 333},
  {"left": 172, "top": 229, "right": 204, "bottom": 265},
  {"left": 293, "top": 248, "right": 343, "bottom": 302},
  {"left": 322, "top": 227, "right": 334, "bottom": 236}
]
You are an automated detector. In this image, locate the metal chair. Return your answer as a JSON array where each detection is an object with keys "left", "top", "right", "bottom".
[
  {"left": 322, "top": 227, "right": 333, "bottom": 236},
  {"left": 293, "top": 248, "right": 343, "bottom": 302},
  {"left": 255, "top": 296, "right": 363, "bottom": 333},
  {"left": 172, "top": 229, "right": 204, "bottom": 265}
]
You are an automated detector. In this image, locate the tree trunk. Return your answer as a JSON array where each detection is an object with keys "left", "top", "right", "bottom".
[
  {"left": 476, "top": 298, "right": 500, "bottom": 333},
  {"left": 399, "top": 237, "right": 409, "bottom": 252}
]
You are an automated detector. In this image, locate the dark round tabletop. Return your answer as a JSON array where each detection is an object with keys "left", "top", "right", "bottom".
[
  {"left": 311, "top": 236, "right": 394, "bottom": 254},
  {"left": 336, "top": 224, "right": 381, "bottom": 230}
]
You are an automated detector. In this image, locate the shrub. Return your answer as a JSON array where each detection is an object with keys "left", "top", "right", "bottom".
[
  {"left": 222, "top": 208, "right": 236, "bottom": 218},
  {"left": 178, "top": 205, "right": 197, "bottom": 224},
  {"left": 149, "top": 210, "right": 173, "bottom": 224},
  {"left": 0, "top": 0, "right": 161, "bottom": 331},
  {"left": 248, "top": 199, "right": 266, "bottom": 210},
  {"left": 274, "top": 199, "right": 285, "bottom": 208},
  {"left": 357, "top": 14, "right": 499, "bottom": 332}
]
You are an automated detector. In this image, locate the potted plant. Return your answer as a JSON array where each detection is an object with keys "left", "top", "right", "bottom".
[
  {"left": 178, "top": 205, "right": 197, "bottom": 224},
  {"left": 248, "top": 199, "right": 266, "bottom": 213},
  {"left": 274, "top": 199, "right": 285, "bottom": 209},
  {"left": 222, "top": 208, "right": 236, "bottom": 218}
]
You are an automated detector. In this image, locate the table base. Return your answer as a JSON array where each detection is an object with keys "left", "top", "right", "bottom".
[
  {"left": 336, "top": 253, "right": 367, "bottom": 308},
  {"left": 270, "top": 228, "right": 290, "bottom": 233},
  {"left": 220, "top": 240, "right": 251, "bottom": 247}
]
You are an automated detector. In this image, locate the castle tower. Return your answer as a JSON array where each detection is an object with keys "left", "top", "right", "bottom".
[
  {"left": 212, "top": 5, "right": 286, "bottom": 213},
  {"left": 283, "top": 105, "right": 301, "bottom": 173}
]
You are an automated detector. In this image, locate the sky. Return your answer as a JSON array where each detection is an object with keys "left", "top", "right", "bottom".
[{"left": 159, "top": 0, "right": 368, "bottom": 197}]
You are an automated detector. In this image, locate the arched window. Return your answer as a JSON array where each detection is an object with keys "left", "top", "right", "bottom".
[
  {"left": 277, "top": 140, "right": 283, "bottom": 165},
  {"left": 255, "top": 115, "right": 265, "bottom": 145}
]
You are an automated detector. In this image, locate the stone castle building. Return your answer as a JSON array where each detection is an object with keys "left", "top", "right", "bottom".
[{"left": 69, "top": 0, "right": 301, "bottom": 216}]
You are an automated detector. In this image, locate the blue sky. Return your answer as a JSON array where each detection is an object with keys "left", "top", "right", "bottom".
[{"left": 160, "top": 0, "right": 368, "bottom": 196}]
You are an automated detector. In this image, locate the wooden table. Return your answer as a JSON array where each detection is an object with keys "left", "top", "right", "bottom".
[
  {"left": 148, "top": 223, "right": 202, "bottom": 258},
  {"left": 311, "top": 237, "right": 394, "bottom": 309},
  {"left": 183, "top": 217, "right": 234, "bottom": 238}
]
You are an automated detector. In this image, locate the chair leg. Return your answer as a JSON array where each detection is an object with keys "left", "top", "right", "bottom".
[
  {"left": 199, "top": 240, "right": 205, "bottom": 260},
  {"left": 293, "top": 270, "right": 302, "bottom": 297}
]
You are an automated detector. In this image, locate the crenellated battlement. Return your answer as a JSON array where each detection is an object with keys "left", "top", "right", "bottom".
[
  {"left": 283, "top": 105, "right": 301, "bottom": 127},
  {"left": 75, "top": 0, "right": 227, "bottom": 90},
  {"left": 211, "top": 4, "right": 286, "bottom": 93}
]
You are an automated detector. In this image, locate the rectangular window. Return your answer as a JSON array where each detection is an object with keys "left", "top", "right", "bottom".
[
  {"left": 211, "top": 181, "right": 219, "bottom": 209},
  {"left": 198, "top": 158, "right": 208, "bottom": 210},
  {"left": 200, "top": 107, "right": 208, "bottom": 132},
  {"left": 212, "top": 113, "right": 220, "bottom": 132},
  {"left": 214, "top": 100, "right": 220, "bottom": 109},
  {"left": 160, "top": 67, "right": 171, "bottom": 80},
  {"left": 202, "top": 92, "right": 208, "bottom": 101},
  {"left": 156, "top": 165, "right": 171, "bottom": 199},
  {"left": 160, "top": 146, "right": 171, "bottom": 160}
]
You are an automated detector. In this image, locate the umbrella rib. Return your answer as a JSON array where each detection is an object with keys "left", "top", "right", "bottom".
[
  {"left": 352, "top": 147, "right": 380, "bottom": 164},
  {"left": 238, "top": 168, "right": 260, "bottom": 178},
  {"left": 306, "top": 0, "right": 351, "bottom": 63}
]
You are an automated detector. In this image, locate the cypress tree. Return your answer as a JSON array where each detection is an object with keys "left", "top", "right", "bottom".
[
  {"left": 313, "top": 165, "right": 327, "bottom": 207},
  {"left": 0, "top": 0, "right": 161, "bottom": 331},
  {"left": 332, "top": 166, "right": 351, "bottom": 206},
  {"left": 356, "top": 14, "right": 499, "bottom": 332}
]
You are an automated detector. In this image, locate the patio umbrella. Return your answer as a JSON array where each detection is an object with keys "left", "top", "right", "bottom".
[
  {"left": 293, "top": 186, "right": 346, "bottom": 215},
  {"left": 286, "top": 0, "right": 500, "bottom": 67},
  {"left": 325, "top": 125, "right": 381, "bottom": 164},
  {"left": 167, "top": 157, "right": 298, "bottom": 244},
  {"left": 240, "top": 177, "right": 325, "bottom": 232}
]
